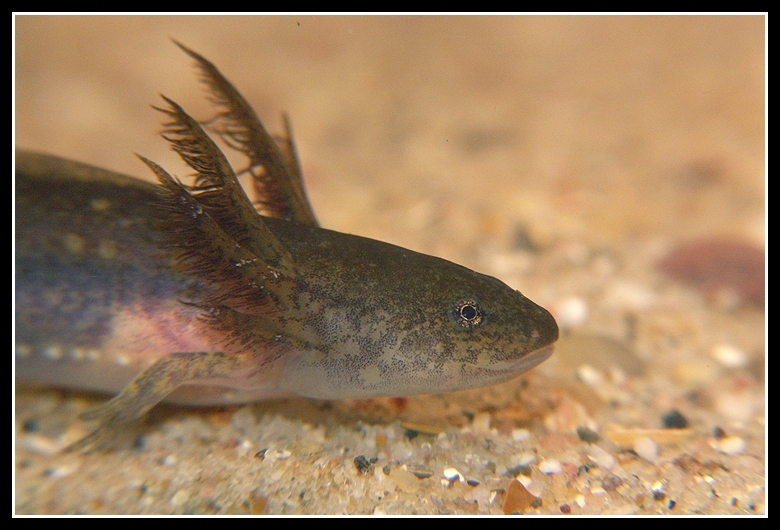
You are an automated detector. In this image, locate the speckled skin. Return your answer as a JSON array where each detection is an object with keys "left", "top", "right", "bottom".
[
  {"left": 14, "top": 45, "right": 557, "bottom": 448},
  {"left": 16, "top": 152, "right": 557, "bottom": 403}
]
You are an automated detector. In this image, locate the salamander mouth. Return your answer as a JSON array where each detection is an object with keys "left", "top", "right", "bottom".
[
  {"left": 443, "top": 343, "right": 555, "bottom": 393},
  {"left": 468, "top": 344, "right": 555, "bottom": 381},
  {"left": 512, "top": 344, "right": 555, "bottom": 373}
]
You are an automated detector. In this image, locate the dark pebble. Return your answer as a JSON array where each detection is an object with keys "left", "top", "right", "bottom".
[
  {"left": 576, "top": 426, "right": 600, "bottom": 443},
  {"left": 22, "top": 419, "right": 40, "bottom": 432},
  {"left": 662, "top": 409, "right": 689, "bottom": 429},
  {"left": 354, "top": 455, "right": 372, "bottom": 474}
]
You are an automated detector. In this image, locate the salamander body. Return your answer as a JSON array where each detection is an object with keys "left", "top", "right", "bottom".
[{"left": 15, "top": 43, "right": 558, "bottom": 448}]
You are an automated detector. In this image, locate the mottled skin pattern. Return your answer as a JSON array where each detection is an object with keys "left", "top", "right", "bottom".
[
  {"left": 14, "top": 44, "right": 558, "bottom": 449},
  {"left": 17, "top": 153, "right": 557, "bottom": 399}
]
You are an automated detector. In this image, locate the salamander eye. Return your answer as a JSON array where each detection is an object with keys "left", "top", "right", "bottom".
[{"left": 452, "top": 300, "right": 484, "bottom": 328}]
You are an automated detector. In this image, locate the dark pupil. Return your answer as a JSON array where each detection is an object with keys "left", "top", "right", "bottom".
[{"left": 460, "top": 304, "right": 477, "bottom": 320}]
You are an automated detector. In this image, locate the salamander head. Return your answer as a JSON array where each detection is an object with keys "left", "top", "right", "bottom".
[{"left": 276, "top": 230, "right": 559, "bottom": 399}]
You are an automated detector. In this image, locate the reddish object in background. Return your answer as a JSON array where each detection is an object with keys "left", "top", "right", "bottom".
[{"left": 658, "top": 239, "right": 765, "bottom": 307}]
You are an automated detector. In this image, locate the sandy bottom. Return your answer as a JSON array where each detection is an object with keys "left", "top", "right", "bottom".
[{"left": 15, "top": 16, "right": 765, "bottom": 515}]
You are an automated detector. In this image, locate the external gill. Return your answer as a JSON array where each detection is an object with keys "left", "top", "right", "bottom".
[
  {"left": 151, "top": 95, "right": 297, "bottom": 283},
  {"left": 174, "top": 40, "right": 318, "bottom": 227},
  {"left": 72, "top": 95, "right": 305, "bottom": 451}
]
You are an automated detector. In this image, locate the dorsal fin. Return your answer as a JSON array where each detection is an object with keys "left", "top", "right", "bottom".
[
  {"left": 138, "top": 98, "right": 298, "bottom": 315},
  {"left": 173, "top": 40, "right": 319, "bottom": 227}
]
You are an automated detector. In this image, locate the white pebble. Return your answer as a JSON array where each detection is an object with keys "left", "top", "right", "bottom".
[
  {"left": 511, "top": 428, "right": 530, "bottom": 442},
  {"left": 538, "top": 459, "right": 562, "bottom": 474},
  {"left": 517, "top": 475, "right": 533, "bottom": 489},
  {"left": 576, "top": 364, "right": 605, "bottom": 387},
  {"left": 554, "top": 297, "right": 589, "bottom": 329},
  {"left": 633, "top": 437, "right": 658, "bottom": 462},
  {"left": 715, "top": 436, "right": 746, "bottom": 455},
  {"left": 443, "top": 467, "right": 463, "bottom": 482},
  {"left": 489, "top": 490, "right": 501, "bottom": 504},
  {"left": 575, "top": 494, "right": 586, "bottom": 508},
  {"left": 711, "top": 344, "right": 748, "bottom": 368},
  {"left": 588, "top": 445, "right": 616, "bottom": 470}
]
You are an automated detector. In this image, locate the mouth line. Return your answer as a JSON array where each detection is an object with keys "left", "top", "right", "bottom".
[
  {"left": 489, "top": 344, "right": 555, "bottom": 376},
  {"left": 519, "top": 344, "right": 555, "bottom": 371}
]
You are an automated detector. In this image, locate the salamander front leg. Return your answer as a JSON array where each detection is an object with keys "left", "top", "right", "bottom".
[{"left": 68, "top": 350, "right": 249, "bottom": 452}]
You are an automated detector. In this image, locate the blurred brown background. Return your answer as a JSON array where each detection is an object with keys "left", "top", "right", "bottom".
[{"left": 15, "top": 16, "right": 764, "bottom": 258}]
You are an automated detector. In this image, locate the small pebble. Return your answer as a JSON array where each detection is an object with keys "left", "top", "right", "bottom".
[
  {"left": 443, "top": 467, "right": 463, "bottom": 482},
  {"left": 713, "top": 436, "right": 746, "bottom": 455},
  {"left": 576, "top": 426, "right": 600, "bottom": 443},
  {"left": 554, "top": 297, "right": 589, "bottom": 329},
  {"left": 403, "top": 428, "right": 419, "bottom": 440},
  {"left": 354, "top": 455, "right": 372, "bottom": 474},
  {"left": 22, "top": 419, "right": 40, "bottom": 432},
  {"left": 576, "top": 364, "right": 605, "bottom": 387},
  {"left": 538, "top": 459, "right": 562, "bottom": 474},
  {"left": 511, "top": 428, "right": 530, "bottom": 442},
  {"left": 169, "top": 489, "right": 189, "bottom": 508},
  {"left": 661, "top": 409, "right": 689, "bottom": 429},
  {"left": 711, "top": 344, "right": 749, "bottom": 368},
  {"left": 502, "top": 478, "right": 537, "bottom": 514},
  {"left": 633, "top": 437, "right": 659, "bottom": 462}
]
